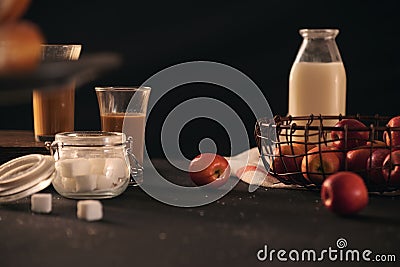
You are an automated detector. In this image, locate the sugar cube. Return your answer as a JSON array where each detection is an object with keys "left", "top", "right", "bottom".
[
  {"left": 96, "top": 174, "right": 115, "bottom": 190},
  {"left": 103, "top": 158, "right": 128, "bottom": 180},
  {"left": 89, "top": 158, "right": 106, "bottom": 175},
  {"left": 61, "top": 177, "right": 77, "bottom": 192},
  {"left": 75, "top": 175, "right": 97, "bottom": 192},
  {"left": 77, "top": 200, "right": 103, "bottom": 221},
  {"left": 59, "top": 159, "right": 91, "bottom": 177},
  {"left": 31, "top": 193, "right": 52, "bottom": 213}
]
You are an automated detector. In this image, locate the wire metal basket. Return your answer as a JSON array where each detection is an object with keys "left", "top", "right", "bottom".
[{"left": 255, "top": 114, "right": 400, "bottom": 192}]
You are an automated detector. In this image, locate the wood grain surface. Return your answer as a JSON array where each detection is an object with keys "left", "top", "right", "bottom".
[{"left": 0, "top": 130, "right": 49, "bottom": 163}]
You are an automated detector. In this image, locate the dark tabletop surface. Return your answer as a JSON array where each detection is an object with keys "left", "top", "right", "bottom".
[{"left": 0, "top": 131, "right": 399, "bottom": 267}]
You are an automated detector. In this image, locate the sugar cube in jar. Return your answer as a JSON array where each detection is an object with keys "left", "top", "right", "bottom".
[{"left": 50, "top": 132, "right": 130, "bottom": 199}]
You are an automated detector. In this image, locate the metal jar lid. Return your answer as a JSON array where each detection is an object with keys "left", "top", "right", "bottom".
[{"left": 0, "top": 154, "right": 55, "bottom": 203}]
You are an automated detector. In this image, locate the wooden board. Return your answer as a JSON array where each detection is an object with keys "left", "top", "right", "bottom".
[{"left": 0, "top": 130, "right": 49, "bottom": 164}]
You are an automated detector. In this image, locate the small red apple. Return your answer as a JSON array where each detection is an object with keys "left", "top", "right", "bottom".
[
  {"left": 346, "top": 144, "right": 389, "bottom": 182},
  {"left": 189, "top": 153, "right": 230, "bottom": 187},
  {"left": 346, "top": 148, "right": 372, "bottom": 176},
  {"left": 366, "top": 140, "right": 387, "bottom": 148},
  {"left": 271, "top": 143, "right": 312, "bottom": 185},
  {"left": 382, "top": 150, "right": 400, "bottom": 187},
  {"left": 383, "top": 116, "right": 400, "bottom": 151},
  {"left": 366, "top": 148, "right": 390, "bottom": 185},
  {"left": 327, "top": 146, "right": 345, "bottom": 170},
  {"left": 331, "top": 119, "right": 369, "bottom": 150},
  {"left": 301, "top": 146, "right": 341, "bottom": 185},
  {"left": 321, "top": 171, "right": 368, "bottom": 215}
]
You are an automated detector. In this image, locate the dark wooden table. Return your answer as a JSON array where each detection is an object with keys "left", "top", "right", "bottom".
[
  {"left": 0, "top": 131, "right": 399, "bottom": 267},
  {"left": 0, "top": 130, "right": 48, "bottom": 163}
]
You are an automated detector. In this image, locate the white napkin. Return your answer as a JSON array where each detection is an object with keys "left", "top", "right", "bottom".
[{"left": 225, "top": 147, "right": 302, "bottom": 192}]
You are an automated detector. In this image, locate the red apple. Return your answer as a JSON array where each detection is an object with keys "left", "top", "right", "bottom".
[
  {"left": 331, "top": 119, "right": 369, "bottom": 150},
  {"left": 366, "top": 148, "right": 390, "bottom": 185},
  {"left": 382, "top": 150, "right": 400, "bottom": 187},
  {"left": 301, "top": 146, "right": 341, "bottom": 185},
  {"left": 346, "top": 141, "right": 386, "bottom": 174},
  {"left": 383, "top": 116, "right": 400, "bottom": 151},
  {"left": 271, "top": 143, "right": 312, "bottom": 185},
  {"left": 346, "top": 148, "right": 372, "bottom": 176},
  {"left": 321, "top": 171, "right": 368, "bottom": 215},
  {"left": 327, "top": 146, "right": 345, "bottom": 170},
  {"left": 189, "top": 153, "right": 230, "bottom": 187},
  {"left": 366, "top": 140, "right": 387, "bottom": 148}
]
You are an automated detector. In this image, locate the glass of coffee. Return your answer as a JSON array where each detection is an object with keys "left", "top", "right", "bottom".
[
  {"left": 95, "top": 86, "right": 151, "bottom": 186},
  {"left": 33, "top": 44, "right": 82, "bottom": 142}
]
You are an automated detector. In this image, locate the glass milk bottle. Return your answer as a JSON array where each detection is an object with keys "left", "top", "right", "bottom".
[{"left": 288, "top": 29, "right": 346, "bottom": 122}]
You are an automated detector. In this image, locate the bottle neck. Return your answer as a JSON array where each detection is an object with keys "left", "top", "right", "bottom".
[
  {"left": 295, "top": 36, "right": 342, "bottom": 63},
  {"left": 300, "top": 29, "right": 339, "bottom": 39}
]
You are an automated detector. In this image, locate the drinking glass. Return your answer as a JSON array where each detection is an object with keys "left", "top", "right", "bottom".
[
  {"left": 95, "top": 86, "right": 151, "bottom": 185},
  {"left": 33, "top": 44, "right": 82, "bottom": 142}
]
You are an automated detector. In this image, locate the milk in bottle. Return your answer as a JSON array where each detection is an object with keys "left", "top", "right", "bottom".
[{"left": 287, "top": 29, "right": 346, "bottom": 142}]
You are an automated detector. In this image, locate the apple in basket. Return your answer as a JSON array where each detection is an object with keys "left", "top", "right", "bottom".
[
  {"left": 271, "top": 143, "right": 312, "bottom": 185},
  {"left": 331, "top": 119, "right": 369, "bottom": 150},
  {"left": 321, "top": 171, "right": 368, "bottom": 215},
  {"left": 327, "top": 146, "right": 345, "bottom": 170},
  {"left": 366, "top": 148, "right": 390, "bottom": 186},
  {"left": 346, "top": 148, "right": 371, "bottom": 177},
  {"left": 367, "top": 140, "right": 387, "bottom": 148},
  {"left": 382, "top": 150, "right": 400, "bottom": 187},
  {"left": 301, "top": 146, "right": 341, "bottom": 185},
  {"left": 383, "top": 116, "right": 400, "bottom": 150},
  {"left": 189, "top": 153, "right": 230, "bottom": 187},
  {"left": 346, "top": 141, "right": 387, "bottom": 175}
]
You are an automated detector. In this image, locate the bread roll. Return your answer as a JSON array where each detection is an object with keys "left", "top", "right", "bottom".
[
  {"left": 0, "top": 21, "right": 44, "bottom": 75},
  {"left": 0, "top": 0, "right": 31, "bottom": 23}
]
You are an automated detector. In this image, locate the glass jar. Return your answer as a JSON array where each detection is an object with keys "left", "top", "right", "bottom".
[
  {"left": 49, "top": 131, "right": 130, "bottom": 199},
  {"left": 288, "top": 29, "right": 346, "bottom": 119}
]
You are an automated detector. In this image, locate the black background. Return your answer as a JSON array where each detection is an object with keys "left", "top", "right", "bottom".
[{"left": 1, "top": 0, "right": 400, "bottom": 158}]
